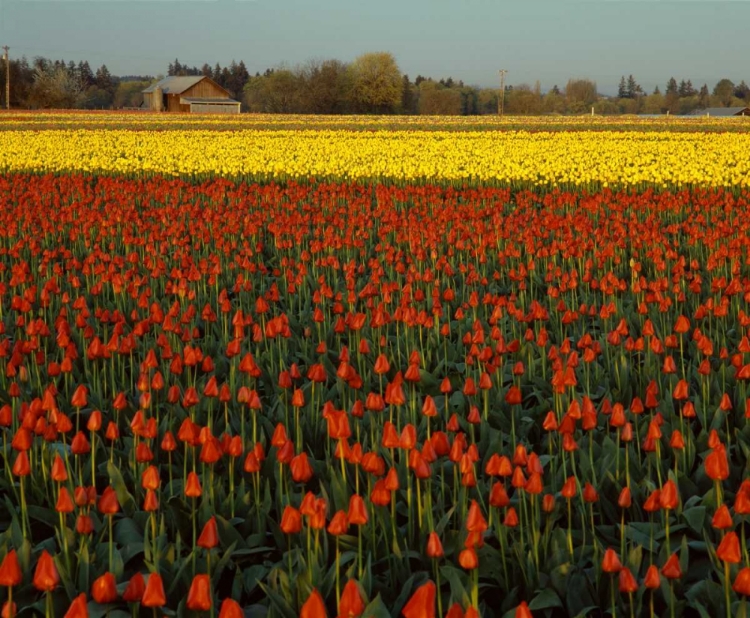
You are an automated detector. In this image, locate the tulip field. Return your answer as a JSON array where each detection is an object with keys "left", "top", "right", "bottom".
[{"left": 2, "top": 114, "right": 750, "bottom": 618}]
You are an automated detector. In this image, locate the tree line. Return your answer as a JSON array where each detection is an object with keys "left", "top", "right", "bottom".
[{"left": 1, "top": 52, "right": 748, "bottom": 115}]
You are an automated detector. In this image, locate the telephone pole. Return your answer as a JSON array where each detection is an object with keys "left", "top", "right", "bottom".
[
  {"left": 498, "top": 69, "right": 507, "bottom": 116},
  {"left": 2, "top": 46, "right": 8, "bottom": 110}
]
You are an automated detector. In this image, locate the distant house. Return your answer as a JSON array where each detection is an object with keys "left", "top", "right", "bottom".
[
  {"left": 691, "top": 107, "right": 750, "bottom": 117},
  {"left": 142, "top": 76, "right": 241, "bottom": 114}
]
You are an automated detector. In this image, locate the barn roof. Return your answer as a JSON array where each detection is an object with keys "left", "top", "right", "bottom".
[
  {"left": 180, "top": 97, "right": 240, "bottom": 104},
  {"left": 143, "top": 76, "right": 208, "bottom": 94},
  {"left": 690, "top": 107, "right": 750, "bottom": 117}
]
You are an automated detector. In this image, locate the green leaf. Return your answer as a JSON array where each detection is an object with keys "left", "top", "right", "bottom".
[
  {"left": 529, "top": 588, "right": 563, "bottom": 610},
  {"left": 362, "top": 594, "right": 391, "bottom": 618},
  {"left": 682, "top": 506, "right": 706, "bottom": 534},
  {"left": 106, "top": 461, "right": 136, "bottom": 515}
]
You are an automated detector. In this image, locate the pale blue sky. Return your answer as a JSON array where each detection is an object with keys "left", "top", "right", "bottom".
[{"left": 0, "top": 0, "right": 747, "bottom": 93}]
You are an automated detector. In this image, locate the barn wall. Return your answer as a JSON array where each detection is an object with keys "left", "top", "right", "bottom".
[
  {"left": 190, "top": 103, "right": 241, "bottom": 114},
  {"left": 182, "top": 80, "right": 230, "bottom": 99},
  {"left": 167, "top": 94, "right": 183, "bottom": 112}
]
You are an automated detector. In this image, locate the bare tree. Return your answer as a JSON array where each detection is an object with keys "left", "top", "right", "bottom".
[{"left": 29, "top": 65, "right": 84, "bottom": 108}]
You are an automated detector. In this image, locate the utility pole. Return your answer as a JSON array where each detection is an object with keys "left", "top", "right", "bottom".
[
  {"left": 498, "top": 69, "right": 507, "bottom": 116},
  {"left": 2, "top": 46, "right": 8, "bottom": 110}
]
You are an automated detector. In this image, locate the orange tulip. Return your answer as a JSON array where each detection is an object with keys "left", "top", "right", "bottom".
[
  {"left": 63, "top": 594, "right": 89, "bottom": 618},
  {"left": 644, "top": 564, "right": 660, "bottom": 589},
  {"left": 98, "top": 486, "right": 120, "bottom": 515},
  {"left": 347, "top": 495, "right": 368, "bottom": 526},
  {"left": 659, "top": 480, "right": 679, "bottom": 510},
  {"left": 122, "top": 572, "right": 145, "bottom": 603},
  {"left": 618, "top": 568, "right": 638, "bottom": 593},
  {"left": 458, "top": 547, "right": 478, "bottom": 570},
  {"left": 291, "top": 452, "right": 314, "bottom": 483},
  {"left": 338, "top": 579, "right": 365, "bottom": 618},
  {"left": 142, "top": 573, "right": 166, "bottom": 608},
  {"left": 660, "top": 553, "right": 682, "bottom": 580},
  {"left": 716, "top": 531, "right": 741, "bottom": 564},
  {"left": 601, "top": 548, "right": 622, "bottom": 573},
  {"left": 300, "top": 588, "right": 327, "bottom": 618},
  {"left": 401, "top": 580, "right": 435, "bottom": 618},
  {"left": 515, "top": 601, "right": 533, "bottom": 618},
  {"left": 186, "top": 574, "right": 212, "bottom": 611},
  {"left": 197, "top": 516, "right": 220, "bottom": 549},
  {"left": 426, "top": 532, "right": 444, "bottom": 559},
  {"left": 280, "top": 506, "right": 302, "bottom": 534},
  {"left": 91, "top": 572, "right": 117, "bottom": 604},
  {"left": 0, "top": 550, "right": 22, "bottom": 587},
  {"left": 185, "top": 471, "right": 203, "bottom": 498},
  {"left": 219, "top": 598, "right": 244, "bottom": 618},
  {"left": 705, "top": 445, "right": 729, "bottom": 481},
  {"left": 32, "top": 551, "right": 59, "bottom": 592},
  {"left": 733, "top": 567, "right": 750, "bottom": 596}
]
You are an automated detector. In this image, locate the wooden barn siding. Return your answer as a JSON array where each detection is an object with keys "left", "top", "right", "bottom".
[
  {"left": 167, "top": 94, "right": 183, "bottom": 112},
  {"left": 182, "top": 80, "right": 230, "bottom": 99}
]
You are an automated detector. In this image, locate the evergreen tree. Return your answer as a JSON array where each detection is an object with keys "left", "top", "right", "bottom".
[
  {"left": 617, "top": 76, "right": 627, "bottom": 99},
  {"left": 678, "top": 80, "right": 689, "bottom": 98},
  {"left": 551, "top": 84, "right": 561, "bottom": 96},
  {"left": 95, "top": 65, "right": 115, "bottom": 94},
  {"left": 78, "top": 61, "right": 95, "bottom": 87},
  {"left": 401, "top": 74, "right": 414, "bottom": 114},
  {"left": 626, "top": 75, "right": 639, "bottom": 99},
  {"left": 212, "top": 63, "right": 222, "bottom": 83},
  {"left": 665, "top": 77, "right": 678, "bottom": 95},
  {"left": 735, "top": 80, "right": 750, "bottom": 101},
  {"left": 201, "top": 63, "right": 213, "bottom": 77},
  {"left": 698, "top": 84, "right": 710, "bottom": 108}
]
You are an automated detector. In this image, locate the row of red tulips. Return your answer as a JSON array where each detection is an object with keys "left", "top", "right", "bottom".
[{"left": 1, "top": 175, "right": 750, "bottom": 617}]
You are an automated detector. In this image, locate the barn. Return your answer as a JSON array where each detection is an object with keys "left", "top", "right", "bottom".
[
  {"left": 142, "top": 76, "right": 241, "bottom": 114},
  {"left": 691, "top": 106, "right": 750, "bottom": 117}
]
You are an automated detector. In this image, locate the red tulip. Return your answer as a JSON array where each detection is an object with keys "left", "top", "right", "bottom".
[
  {"left": 660, "top": 553, "right": 682, "bottom": 579},
  {"left": 142, "top": 573, "right": 166, "bottom": 607},
  {"left": 186, "top": 574, "right": 212, "bottom": 611},
  {"left": 515, "top": 601, "right": 533, "bottom": 618},
  {"left": 618, "top": 568, "right": 639, "bottom": 593},
  {"left": 300, "top": 588, "right": 327, "bottom": 618},
  {"left": 198, "top": 516, "right": 220, "bottom": 549},
  {"left": 219, "top": 598, "right": 244, "bottom": 618},
  {"left": 644, "top": 565, "right": 660, "bottom": 589},
  {"left": 98, "top": 486, "right": 120, "bottom": 515},
  {"left": 338, "top": 579, "right": 365, "bottom": 618},
  {"left": 733, "top": 567, "right": 750, "bottom": 596},
  {"left": 0, "top": 550, "right": 22, "bottom": 587},
  {"left": 32, "top": 551, "right": 59, "bottom": 592},
  {"left": 602, "top": 548, "right": 622, "bottom": 573},
  {"left": 122, "top": 572, "right": 145, "bottom": 603},
  {"left": 706, "top": 445, "right": 729, "bottom": 481},
  {"left": 401, "top": 581, "right": 435, "bottom": 618},
  {"left": 426, "top": 532, "right": 444, "bottom": 559},
  {"left": 347, "top": 495, "right": 368, "bottom": 526},
  {"left": 716, "top": 531, "right": 741, "bottom": 564},
  {"left": 280, "top": 506, "right": 302, "bottom": 534},
  {"left": 63, "top": 594, "right": 88, "bottom": 618},
  {"left": 91, "top": 571, "right": 117, "bottom": 604}
]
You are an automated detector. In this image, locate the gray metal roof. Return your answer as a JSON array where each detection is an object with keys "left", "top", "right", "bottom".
[
  {"left": 143, "top": 76, "right": 206, "bottom": 94},
  {"left": 690, "top": 107, "right": 750, "bottom": 117},
  {"left": 180, "top": 97, "right": 240, "bottom": 104}
]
